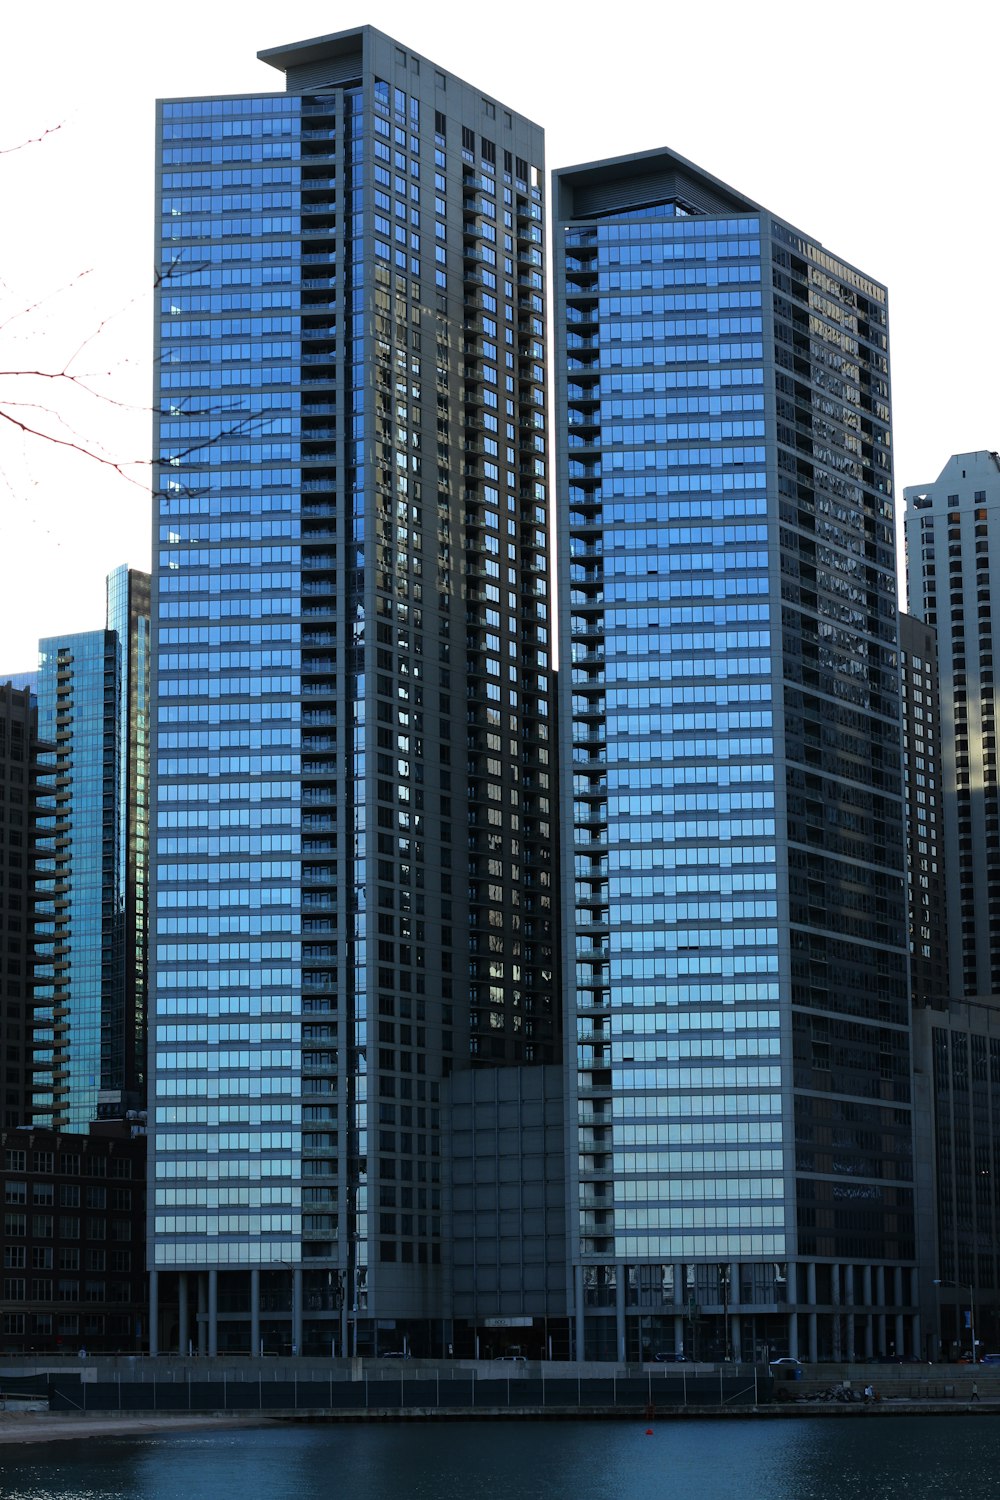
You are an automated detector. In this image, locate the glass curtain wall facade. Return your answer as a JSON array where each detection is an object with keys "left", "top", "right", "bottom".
[
  {"left": 149, "top": 26, "right": 553, "bottom": 1357},
  {"left": 555, "top": 149, "right": 916, "bottom": 1363},
  {"left": 35, "top": 631, "right": 122, "bottom": 1129},
  {"left": 32, "top": 573, "right": 150, "bottom": 1133}
]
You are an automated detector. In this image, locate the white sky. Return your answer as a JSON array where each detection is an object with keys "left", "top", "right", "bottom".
[{"left": 1, "top": 0, "right": 997, "bottom": 668}]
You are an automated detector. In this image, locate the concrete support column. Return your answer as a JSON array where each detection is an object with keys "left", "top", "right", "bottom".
[
  {"left": 806, "top": 1262, "right": 818, "bottom": 1363},
  {"left": 197, "top": 1272, "right": 207, "bottom": 1356},
  {"left": 831, "top": 1263, "right": 841, "bottom": 1362},
  {"left": 178, "top": 1272, "right": 189, "bottom": 1355},
  {"left": 876, "top": 1265, "right": 886, "bottom": 1358},
  {"left": 786, "top": 1262, "right": 798, "bottom": 1358},
  {"left": 911, "top": 1270, "right": 922, "bottom": 1361},
  {"left": 250, "top": 1269, "right": 260, "bottom": 1357},
  {"left": 726, "top": 1261, "right": 738, "bottom": 1360},
  {"left": 615, "top": 1264, "right": 626, "bottom": 1362},
  {"left": 845, "top": 1265, "right": 855, "bottom": 1363},
  {"left": 731, "top": 1313, "right": 742, "bottom": 1364},
  {"left": 863, "top": 1266, "right": 874, "bottom": 1359},
  {"left": 208, "top": 1268, "right": 218, "bottom": 1358},
  {"left": 574, "top": 1265, "right": 585, "bottom": 1362},
  {"left": 292, "top": 1267, "right": 303, "bottom": 1355},
  {"left": 891, "top": 1266, "right": 903, "bottom": 1357},
  {"left": 149, "top": 1269, "right": 159, "bottom": 1357},
  {"left": 674, "top": 1313, "right": 685, "bottom": 1359}
]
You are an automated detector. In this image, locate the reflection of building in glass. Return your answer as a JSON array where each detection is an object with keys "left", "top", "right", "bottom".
[
  {"left": 555, "top": 147, "right": 916, "bottom": 1363},
  {"left": 904, "top": 452, "right": 1000, "bottom": 999},
  {"left": 33, "top": 568, "right": 150, "bottom": 1131},
  {"left": 148, "top": 27, "right": 556, "bottom": 1358}
]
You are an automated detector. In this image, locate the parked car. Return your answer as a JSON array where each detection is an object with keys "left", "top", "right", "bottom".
[
  {"left": 979, "top": 1353, "right": 1000, "bottom": 1365},
  {"left": 654, "top": 1352, "right": 687, "bottom": 1363},
  {"left": 769, "top": 1357, "right": 805, "bottom": 1368}
]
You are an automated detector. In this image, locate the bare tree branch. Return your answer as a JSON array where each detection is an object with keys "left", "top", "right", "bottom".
[
  {"left": 0, "top": 406, "right": 149, "bottom": 482},
  {"left": 0, "top": 123, "right": 63, "bottom": 155},
  {"left": 0, "top": 268, "right": 93, "bottom": 337}
]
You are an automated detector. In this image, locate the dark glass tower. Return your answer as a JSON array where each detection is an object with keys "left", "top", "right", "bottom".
[
  {"left": 904, "top": 452, "right": 1000, "bottom": 999},
  {"left": 0, "top": 683, "right": 49, "bottom": 1127},
  {"left": 554, "top": 148, "right": 915, "bottom": 1363},
  {"left": 149, "top": 27, "right": 554, "bottom": 1356},
  {"left": 106, "top": 566, "right": 151, "bottom": 1116}
]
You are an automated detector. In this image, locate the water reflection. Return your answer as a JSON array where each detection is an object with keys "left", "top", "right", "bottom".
[{"left": 0, "top": 1416, "right": 996, "bottom": 1500}]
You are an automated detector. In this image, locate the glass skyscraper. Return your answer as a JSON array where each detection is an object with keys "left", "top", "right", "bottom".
[
  {"left": 555, "top": 148, "right": 916, "bottom": 1363},
  {"left": 149, "top": 27, "right": 554, "bottom": 1357},
  {"left": 33, "top": 569, "right": 150, "bottom": 1132},
  {"left": 35, "top": 629, "right": 119, "bottom": 1129}
]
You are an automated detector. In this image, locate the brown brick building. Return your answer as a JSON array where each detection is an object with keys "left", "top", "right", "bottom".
[{"left": 1, "top": 1124, "right": 146, "bottom": 1353}]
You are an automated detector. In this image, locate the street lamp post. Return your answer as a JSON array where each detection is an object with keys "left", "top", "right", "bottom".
[
  {"left": 719, "top": 1263, "right": 732, "bottom": 1362},
  {"left": 934, "top": 1279, "right": 977, "bottom": 1364}
]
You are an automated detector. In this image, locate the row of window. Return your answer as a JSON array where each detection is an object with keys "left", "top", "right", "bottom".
[
  {"left": 4, "top": 1248, "right": 131, "bottom": 1270},
  {"left": 3, "top": 1150, "right": 132, "bottom": 1177}
]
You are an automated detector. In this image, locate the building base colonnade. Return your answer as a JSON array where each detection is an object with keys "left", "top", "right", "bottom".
[{"left": 573, "top": 1259, "right": 923, "bottom": 1364}]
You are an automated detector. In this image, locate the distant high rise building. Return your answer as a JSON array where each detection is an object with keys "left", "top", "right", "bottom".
[
  {"left": 33, "top": 568, "right": 151, "bottom": 1130},
  {"left": 0, "top": 682, "right": 48, "bottom": 1127},
  {"left": 904, "top": 452, "right": 1000, "bottom": 999},
  {"left": 555, "top": 148, "right": 916, "bottom": 1363},
  {"left": 148, "top": 27, "right": 555, "bottom": 1357},
  {"left": 898, "top": 613, "right": 948, "bottom": 1007}
]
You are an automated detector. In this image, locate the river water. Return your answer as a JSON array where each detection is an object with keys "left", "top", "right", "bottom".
[{"left": 0, "top": 1415, "right": 992, "bottom": 1499}]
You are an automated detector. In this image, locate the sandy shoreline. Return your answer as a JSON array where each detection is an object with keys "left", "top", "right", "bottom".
[{"left": 0, "top": 1411, "right": 278, "bottom": 1446}]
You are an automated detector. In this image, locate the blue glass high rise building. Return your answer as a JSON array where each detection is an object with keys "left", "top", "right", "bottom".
[
  {"left": 32, "top": 569, "right": 150, "bottom": 1132},
  {"left": 35, "top": 630, "right": 120, "bottom": 1130},
  {"left": 555, "top": 149, "right": 916, "bottom": 1362},
  {"left": 149, "top": 27, "right": 554, "bottom": 1357}
]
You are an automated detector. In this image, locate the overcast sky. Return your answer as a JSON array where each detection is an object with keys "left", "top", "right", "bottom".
[{"left": 1, "top": 0, "right": 996, "bottom": 668}]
